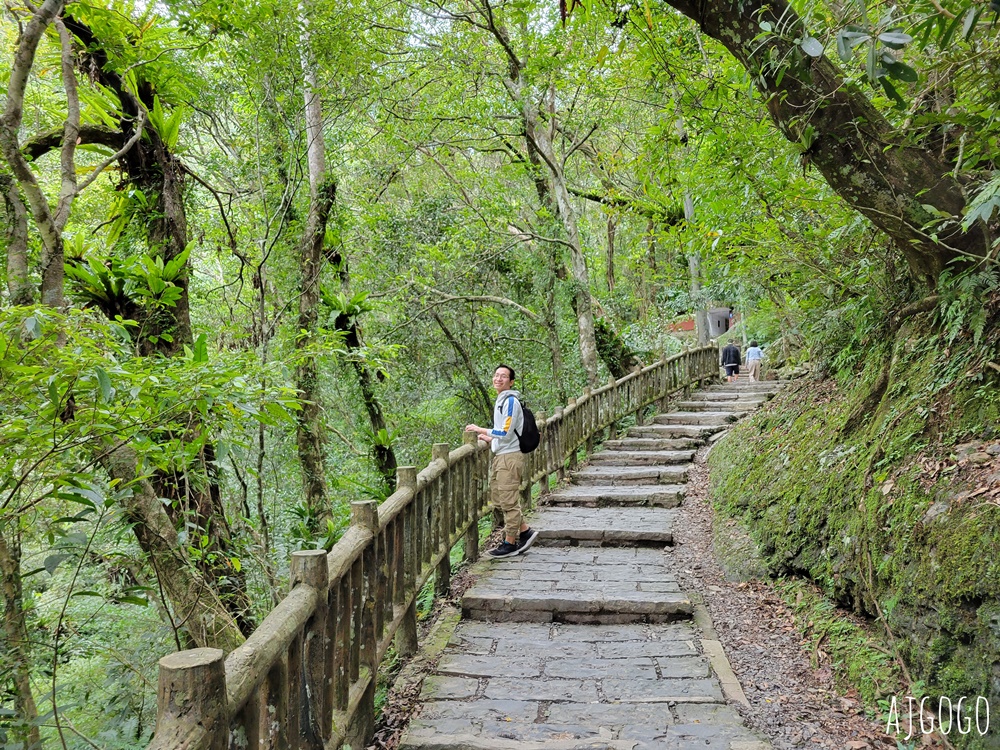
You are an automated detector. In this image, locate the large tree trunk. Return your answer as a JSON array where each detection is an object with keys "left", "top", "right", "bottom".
[
  {"left": 295, "top": 181, "right": 336, "bottom": 531},
  {"left": 61, "top": 14, "right": 254, "bottom": 632},
  {"left": 144, "top": 149, "right": 193, "bottom": 355},
  {"left": 101, "top": 445, "right": 246, "bottom": 652},
  {"left": 0, "top": 530, "right": 40, "bottom": 750},
  {"left": 657, "top": 0, "right": 991, "bottom": 282},
  {"left": 484, "top": 14, "right": 601, "bottom": 387},
  {"left": 294, "top": 17, "right": 335, "bottom": 532}
]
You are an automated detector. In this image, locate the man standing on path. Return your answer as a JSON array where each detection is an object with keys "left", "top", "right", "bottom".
[
  {"left": 720, "top": 341, "right": 741, "bottom": 383},
  {"left": 465, "top": 365, "right": 539, "bottom": 559}
]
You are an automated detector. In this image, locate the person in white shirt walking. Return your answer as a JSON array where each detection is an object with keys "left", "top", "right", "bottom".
[{"left": 745, "top": 341, "right": 764, "bottom": 382}]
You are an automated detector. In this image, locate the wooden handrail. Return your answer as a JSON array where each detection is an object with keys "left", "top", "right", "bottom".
[{"left": 146, "top": 345, "right": 718, "bottom": 750}]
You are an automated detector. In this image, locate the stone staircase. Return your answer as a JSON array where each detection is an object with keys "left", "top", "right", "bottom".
[{"left": 400, "top": 381, "right": 781, "bottom": 750}]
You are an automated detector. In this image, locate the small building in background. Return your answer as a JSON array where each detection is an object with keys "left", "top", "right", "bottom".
[
  {"left": 667, "top": 308, "right": 738, "bottom": 336},
  {"left": 707, "top": 308, "right": 734, "bottom": 336}
]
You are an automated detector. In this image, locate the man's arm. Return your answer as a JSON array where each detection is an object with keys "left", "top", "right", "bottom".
[{"left": 464, "top": 423, "right": 493, "bottom": 442}]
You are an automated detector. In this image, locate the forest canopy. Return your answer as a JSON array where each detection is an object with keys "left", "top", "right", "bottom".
[{"left": 1, "top": 0, "right": 999, "bottom": 743}]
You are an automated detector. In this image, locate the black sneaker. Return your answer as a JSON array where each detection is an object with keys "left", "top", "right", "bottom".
[
  {"left": 517, "top": 527, "right": 539, "bottom": 554},
  {"left": 485, "top": 541, "right": 520, "bottom": 559}
]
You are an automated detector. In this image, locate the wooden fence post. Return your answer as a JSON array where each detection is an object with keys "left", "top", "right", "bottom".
[
  {"left": 632, "top": 366, "right": 645, "bottom": 424},
  {"left": 290, "top": 550, "right": 330, "bottom": 748},
  {"left": 462, "top": 432, "right": 480, "bottom": 564},
  {"left": 658, "top": 354, "right": 671, "bottom": 412},
  {"left": 554, "top": 407, "right": 565, "bottom": 482},
  {"left": 582, "top": 389, "right": 594, "bottom": 456},
  {"left": 566, "top": 398, "right": 578, "bottom": 471},
  {"left": 607, "top": 375, "right": 618, "bottom": 440},
  {"left": 534, "top": 410, "right": 548, "bottom": 496},
  {"left": 151, "top": 648, "right": 227, "bottom": 750},
  {"left": 346, "top": 500, "right": 379, "bottom": 750},
  {"left": 395, "top": 467, "right": 419, "bottom": 658},
  {"left": 432, "top": 443, "right": 452, "bottom": 597}
]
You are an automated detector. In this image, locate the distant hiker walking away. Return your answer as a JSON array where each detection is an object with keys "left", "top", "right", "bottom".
[
  {"left": 465, "top": 365, "right": 539, "bottom": 559},
  {"left": 745, "top": 340, "right": 764, "bottom": 382},
  {"left": 721, "top": 342, "right": 741, "bottom": 383}
]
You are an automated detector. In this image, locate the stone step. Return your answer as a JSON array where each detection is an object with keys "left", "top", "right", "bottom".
[
  {"left": 531, "top": 505, "right": 678, "bottom": 545},
  {"left": 461, "top": 547, "right": 693, "bottom": 623},
  {"left": 687, "top": 390, "right": 775, "bottom": 402},
  {"left": 541, "top": 484, "right": 685, "bottom": 508},
  {"left": 570, "top": 464, "right": 691, "bottom": 485},
  {"left": 704, "top": 384, "right": 780, "bottom": 394},
  {"left": 675, "top": 399, "right": 765, "bottom": 412},
  {"left": 588, "top": 449, "right": 696, "bottom": 466},
  {"left": 651, "top": 411, "right": 740, "bottom": 426},
  {"left": 626, "top": 424, "right": 723, "bottom": 439},
  {"left": 604, "top": 437, "right": 699, "bottom": 451},
  {"left": 401, "top": 620, "right": 771, "bottom": 750}
]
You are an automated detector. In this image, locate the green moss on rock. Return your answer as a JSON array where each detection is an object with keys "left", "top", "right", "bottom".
[{"left": 709, "top": 323, "right": 1000, "bottom": 747}]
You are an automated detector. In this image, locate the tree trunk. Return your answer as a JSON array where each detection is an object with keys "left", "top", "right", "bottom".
[
  {"left": 0, "top": 529, "right": 40, "bottom": 750},
  {"left": 60, "top": 15, "right": 255, "bottom": 632},
  {"left": 526, "top": 105, "right": 600, "bottom": 386},
  {"left": 144, "top": 149, "right": 193, "bottom": 356},
  {"left": 1, "top": 171, "right": 33, "bottom": 305},
  {"left": 658, "top": 0, "right": 991, "bottom": 281},
  {"left": 295, "top": 181, "right": 336, "bottom": 532},
  {"left": 606, "top": 215, "right": 616, "bottom": 291},
  {"left": 688, "top": 248, "right": 710, "bottom": 345},
  {"left": 542, "top": 249, "right": 568, "bottom": 402},
  {"left": 294, "top": 14, "right": 335, "bottom": 531},
  {"left": 336, "top": 315, "right": 399, "bottom": 494},
  {"left": 485, "top": 14, "right": 601, "bottom": 387},
  {"left": 100, "top": 445, "right": 246, "bottom": 653}
]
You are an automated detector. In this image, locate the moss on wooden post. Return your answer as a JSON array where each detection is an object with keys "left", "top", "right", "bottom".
[
  {"left": 150, "top": 648, "right": 227, "bottom": 750},
  {"left": 346, "top": 500, "right": 378, "bottom": 750},
  {"left": 395, "top": 468, "right": 419, "bottom": 658},
  {"left": 290, "top": 550, "right": 329, "bottom": 748},
  {"left": 432, "top": 443, "right": 452, "bottom": 597}
]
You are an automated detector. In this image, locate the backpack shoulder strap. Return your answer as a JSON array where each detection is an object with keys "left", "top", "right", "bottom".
[{"left": 503, "top": 394, "right": 522, "bottom": 437}]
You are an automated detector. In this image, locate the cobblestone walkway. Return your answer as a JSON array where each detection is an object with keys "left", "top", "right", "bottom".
[{"left": 401, "top": 381, "right": 780, "bottom": 750}]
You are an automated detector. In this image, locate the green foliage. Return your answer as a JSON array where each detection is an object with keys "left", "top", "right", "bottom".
[
  {"left": 776, "top": 578, "right": 904, "bottom": 706},
  {"left": 147, "top": 95, "right": 185, "bottom": 151},
  {"left": 935, "top": 268, "right": 1000, "bottom": 347}
]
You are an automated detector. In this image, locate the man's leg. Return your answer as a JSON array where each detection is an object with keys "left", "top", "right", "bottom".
[{"left": 487, "top": 452, "right": 524, "bottom": 558}]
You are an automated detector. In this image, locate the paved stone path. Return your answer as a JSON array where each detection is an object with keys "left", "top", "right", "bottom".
[{"left": 401, "top": 381, "right": 781, "bottom": 750}]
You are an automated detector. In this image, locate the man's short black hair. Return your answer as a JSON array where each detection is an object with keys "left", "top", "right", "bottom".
[{"left": 496, "top": 364, "right": 515, "bottom": 381}]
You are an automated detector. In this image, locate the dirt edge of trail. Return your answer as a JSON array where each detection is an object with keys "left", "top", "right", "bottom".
[{"left": 674, "top": 440, "right": 906, "bottom": 750}]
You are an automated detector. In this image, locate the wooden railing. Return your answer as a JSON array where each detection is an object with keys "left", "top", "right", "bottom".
[{"left": 147, "top": 345, "right": 718, "bottom": 750}]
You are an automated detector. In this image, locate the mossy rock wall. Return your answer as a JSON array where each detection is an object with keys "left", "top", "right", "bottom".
[{"left": 709, "top": 323, "right": 1000, "bottom": 747}]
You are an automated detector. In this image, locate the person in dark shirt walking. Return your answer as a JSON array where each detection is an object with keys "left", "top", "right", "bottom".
[{"left": 720, "top": 342, "right": 741, "bottom": 383}]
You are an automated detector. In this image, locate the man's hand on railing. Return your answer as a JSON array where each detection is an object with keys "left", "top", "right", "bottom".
[{"left": 465, "top": 424, "right": 493, "bottom": 443}]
